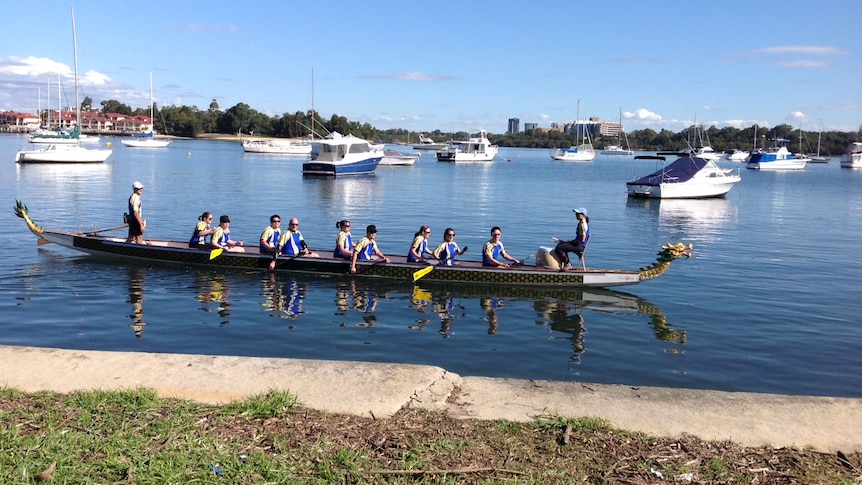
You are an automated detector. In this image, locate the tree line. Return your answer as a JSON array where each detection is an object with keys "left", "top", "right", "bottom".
[{"left": 98, "top": 97, "right": 860, "bottom": 155}]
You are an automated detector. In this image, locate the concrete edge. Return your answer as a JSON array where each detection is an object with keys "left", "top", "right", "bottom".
[{"left": 1, "top": 345, "right": 860, "bottom": 452}]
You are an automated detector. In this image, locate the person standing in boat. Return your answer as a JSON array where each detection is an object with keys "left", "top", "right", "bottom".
[
  {"left": 269, "top": 218, "right": 320, "bottom": 270},
  {"left": 210, "top": 215, "right": 244, "bottom": 252},
  {"left": 351, "top": 224, "right": 391, "bottom": 273},
  {"left": 554, "top": 208, "right": 590, "bottom": 271},
  {"left": 407, "top": 225, "right": 437, "bottom": 263},
  {"left": 434, "top": 228, "right": 468, "bottom": 266},
  {"left": 334, "top": 219, "right": 354, "bottom": 259},
  {"left": 483, "top": 226, "right": 519, "bottom": 268},
  {"left": 188, "top": 212, "right": 215, "bottom": 248},
  {"left": 259, "top": 214, "right": 282, "bottom": 254},
  {"left": 126, "top": 181, "right": 146, "bottom": 244}
]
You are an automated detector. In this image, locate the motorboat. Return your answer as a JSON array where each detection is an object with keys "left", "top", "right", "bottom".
[
  {"left": 600, "top": 145, "right": 633, "bottom": 156},
  {"left": 242, "top": 139, "right": 312, "bottom": 155},
  {"left": 692, "top": 145, "right": 721, "bottom": 162},
  {"left": 15, "top": 200, "right": 692, "bottom": 289},
  {"left": 550, "top": 144, "right": 595, "bottom": 161},
  {"left": 436, "top": 129, "right": 499, "bottom": 162},
  {"left": 15, "top": 143, "right": 113, "bottom": 163},
  {"left": 302, "top": 132, "right": 383, "bottom": 175},
  {"left": 840, "top": 142, "right": 862, "bottom": 169},
  {"left": 122, "top": 73, "right": 171, "bottom": 148},
  {"left": 725, "top": 149, "right": 750, "bottom": 162},
  {"left": 746, "top": 139, "right": 808, "bottom": 170},
  {"left": 412, "top": 133, "right": 447, "bottom": 150},
  {"left": 379, "top": 149, "right": 419, "bottom": 166},
  {"left": 626, "top": 154, "right": 741, "bottom": 199}
]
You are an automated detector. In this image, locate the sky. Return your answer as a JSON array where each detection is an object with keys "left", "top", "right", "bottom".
[{"left": 1, "top": 0, "right": 860, "bottom": 135}]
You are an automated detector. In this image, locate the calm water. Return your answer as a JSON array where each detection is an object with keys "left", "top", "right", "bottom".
[{"left": 2, "top": 134, "right": 861, "bottom": 398}]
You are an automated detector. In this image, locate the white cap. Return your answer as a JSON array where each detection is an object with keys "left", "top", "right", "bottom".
[{"left": 132, "top": 181, "right": 144, "bottom": 189}]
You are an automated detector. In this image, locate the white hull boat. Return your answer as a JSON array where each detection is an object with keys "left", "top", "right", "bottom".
[
  {"left": 436, "top": 130, "right": 498, "bottom": 162},
  {"left": 600, "top": 145, "right": 633, "bottom": 156},
  {"left": 302, "top": 132, "right": 383, "bottom": 175},
  {"left": 16, "top": 8, "right": 112, "bottom": 163},
  {"left": 242, "top": 139, "right": 311, "bottom": 155},
  {"left": 551, "top": 144, "right": 596, "bottom": 161},
  {"left": 412, "top": 133, "right": 447, "bottom": 150},
  {"left": 627, "top": 154, "right": 741, "bottom": 199},
  {"left": 747, "top": 141, "right": 807, "bottom": 170},
  {"left": 15, "top": 144, "right": 113, "bottom": 163},
  {"left": 725, "top": 149, "right": 750, "bottom": 162},
  {"left": 122, "top": 73, "right": 170, "bottom": 149},
  {"left": 840, "top": 142, "right": 862, "bottom": 168},
  {"left": 379, "top": 149, "right": 419, "bottom": 166}
]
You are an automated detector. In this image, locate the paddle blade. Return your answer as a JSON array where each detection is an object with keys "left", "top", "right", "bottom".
[
  {"left": 412, "top": 265, "right": 434, "bottom": 282},
  {"left": 209, "top": 248, "right": 223, "bottom": 260}
]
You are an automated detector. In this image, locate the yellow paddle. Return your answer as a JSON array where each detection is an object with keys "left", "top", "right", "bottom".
[
  {"left": 412, "top": 265, "right": 434, "bottom": 282},
  {"left": 209, "top": 248, "right": 223, "bottom": 260}
]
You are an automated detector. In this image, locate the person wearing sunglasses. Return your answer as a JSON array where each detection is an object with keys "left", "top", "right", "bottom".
[
  {"left": 407, "top": 225, "right": 438, "bottom": 263},
  {"left": 482, "top": 226, "right": 519, "bottom": 268},
  {"left": 188, "top": 211, "right": 215, "bottom": 248},
  {"left": 351, "top": 224, "right": 391, "bottom": 273},
  {"left": 433, "top": 228, "right": 468, "bottom": 266},
  {"left": 269, "top": 218, "right": 319, "bottom": 270},
  {"left": 334, "top": 219, "right": 354, "bottom": 259},
  {"left": 259, "top": 214, "right": 282, "bottom": 254}
]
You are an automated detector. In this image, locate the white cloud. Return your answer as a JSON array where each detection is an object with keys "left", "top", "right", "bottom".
[
  {"left": 786, "top": 111, "right": 808, "bottom": 124},
  {"left": 778, "top": 60, "right": 829, "bottom": 68},
  {"left": 624, "top": 109, "right": 663, "bottom": 121},
  {"left": 755, "top": 46, "right": 843, "bottom": 56}
]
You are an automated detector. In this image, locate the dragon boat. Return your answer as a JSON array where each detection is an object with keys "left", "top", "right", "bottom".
[{"left": 15, "top": 201, "right": 691, "bottom": 289}]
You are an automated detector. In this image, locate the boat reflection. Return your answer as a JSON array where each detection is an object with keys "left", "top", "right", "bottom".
[
  {"left": 626, "top": 197, "right": 737, "bottom": 241},
  {"left": 195, "top": 271, "right": 232, "bottom": 325},
  {"left": 261, "top": 272, "right": 306, "bottom": 319},
  {"left": 304, "top": 175, "right": 382, "bottom": 211},
  {"left": 127, "top": 267, "right": 146, "bottom": 338}
]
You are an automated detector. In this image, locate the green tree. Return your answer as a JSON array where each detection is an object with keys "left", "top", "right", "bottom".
[{"left": 99, "top": 99, "right": 132, "bottom": 115}]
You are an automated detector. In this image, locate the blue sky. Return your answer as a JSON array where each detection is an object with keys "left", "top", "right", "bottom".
[{"left": 1, "top": 0, "right": 860, "bottom": 134}]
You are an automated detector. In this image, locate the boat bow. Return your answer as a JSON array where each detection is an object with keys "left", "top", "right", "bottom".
[
  {"left": 639, "top": 242, "right": 693, "bottom": 280},
  {"left": 14, "top": 200, "right": 44, "bottom": 238}
]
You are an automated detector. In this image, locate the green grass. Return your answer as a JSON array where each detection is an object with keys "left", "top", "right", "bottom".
[{"left": 1, "top": 386, "right": 858, "bottom": 484}]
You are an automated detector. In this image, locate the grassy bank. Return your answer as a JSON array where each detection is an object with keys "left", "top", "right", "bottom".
[{"left": 1, "top": 387, "right": 859, "bottom": 484}]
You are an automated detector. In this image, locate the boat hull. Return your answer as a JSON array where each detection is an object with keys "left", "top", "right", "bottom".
[
  {"left": 34, "top": 231, "right": 644, "bottom": 288},
  {"left": 15, "top": 145, "right": 112, "bottom": 163},
  {"left": 551, "top": 146, "right": 596, "bottom": 161},
  {"left": 242, "top": 140, "right": 311, "bottom": 155},
  {"left": 302, "top": 156, "right": 382, "bottom": 175},
  {"left": 746, "top": 159, "right": 807, "bottom": 170},
  {"left": 626, "top": 180, "right": 739, "bottom": 199},
  {"left": 121, "top": 139, "right": 171, "bottom": 148},
  {"left": 840, "top": 143, "right": 862, "bottom": 168}
]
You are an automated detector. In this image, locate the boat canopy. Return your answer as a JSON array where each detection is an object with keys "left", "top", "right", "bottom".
[{"left": 627, "top": 156, "right": 709, "bottom": 186}]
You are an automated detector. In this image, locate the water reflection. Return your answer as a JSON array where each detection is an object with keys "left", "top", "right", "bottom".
[
  {"left": 195, "top": 271, "right": 232, "bottom": 325},
  {"left": 261, "top": 272, "right": 306, "bottom": 319},
  {"left": 126, "top": 267, "right": 146, "bottom": 338},
  {"left": 625, "top": 197, "right": 737, "bottom": 241},
  {"left": 304, "top": 176, "right": 381, "bottom": 210}
]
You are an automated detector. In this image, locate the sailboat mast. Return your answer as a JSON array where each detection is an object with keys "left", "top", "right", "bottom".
[
  {"left": 149, "top": 72, "right": 154, "bottom": 131},
  {"left": 311, "top": 66, "right": 315, "bottom": 140},
  {"left": 71, "top": 7, "right": 80, "bottom": 127}
]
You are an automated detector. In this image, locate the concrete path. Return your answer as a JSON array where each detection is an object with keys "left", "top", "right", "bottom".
[{"left": 2, "top": 345, "right": 859, "bottom": 452}]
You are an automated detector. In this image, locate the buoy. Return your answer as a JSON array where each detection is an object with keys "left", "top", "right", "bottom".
[
  {"left": 106, "top": 141, "right": 113, "bottom": 147},
  {"left": 187, "top": 152, "right": 192, "bottom": 157}
]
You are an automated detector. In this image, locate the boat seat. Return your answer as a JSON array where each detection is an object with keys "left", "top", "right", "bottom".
[{"left": 578, "top": 236, "right": 590, "bottom": 270}]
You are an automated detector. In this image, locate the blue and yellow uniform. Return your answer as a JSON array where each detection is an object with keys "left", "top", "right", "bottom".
[
  {"left": 260, "top": 226, "right": 280, "bottom": 252},
  {"left": 483, "top": 240, "right": 506, "bottom": 266},
  {"left": 211, "top": 226, "right": 232, "bottom": 248},
  {"left": 189, "top": 220, "right": 210, "bottom": 248},
  {"left": 335, "top": 231, "right": 354, "bottom": 259},
  {"left": 434, "top": 241, "right": 461, "bottom": 266},
  {"left": 353, "top": 237, "right": 378, "bottom": 261},
  {"left": 277, "top": 230, "right": 308, "bottom": 255},
  {"left": 407, "top": 235, "right": 429, "bottom": 262}
]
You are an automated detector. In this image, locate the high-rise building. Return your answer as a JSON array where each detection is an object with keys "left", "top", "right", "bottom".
[{"left": 507, "top": 118, "right": 520, "bottom": 134}]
